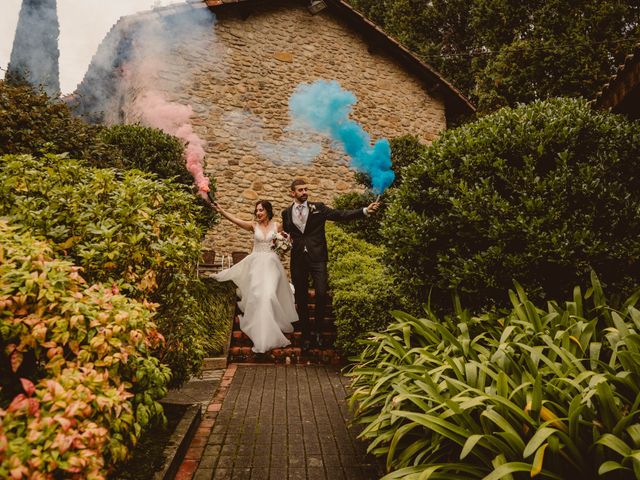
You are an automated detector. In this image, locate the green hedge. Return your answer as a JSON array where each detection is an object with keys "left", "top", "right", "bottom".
[
  {"left": 333, "top": 135, "right": 427, "bottom": 245},
  {"left": 332, "top": 191, "right": 381, "bottom": 244},
  {"left": 348, "top": 273, "right": 640, "bottom": 479},
  {"left": 326, "top": 224, "right": 399, "bottom": 356},
  {"left": 197, "top": 278, "right": 237, "bottom": 357},
  {"left": 0, "top": 153, "right": 211, "bottom": 386},
  {"left": 0, "top": 219, "right": 170, "bottom": 478},
  {"left": 382, "top": 98, "right": 640, "bottom": 313}
]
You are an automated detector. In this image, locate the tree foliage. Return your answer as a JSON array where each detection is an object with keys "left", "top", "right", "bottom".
[
  {"left": 7, "top": 0, "right": 60, "bottom": 97},
  {"left": 0, "top": 80, "right": 119, "bottom": 165},
  {"left": 347, "top": 0, "right": 640, "bottom": 112}
]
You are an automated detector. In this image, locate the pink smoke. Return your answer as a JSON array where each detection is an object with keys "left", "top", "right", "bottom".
[{"left": 134, "top": 90, "right": 210, "bottom": 197}]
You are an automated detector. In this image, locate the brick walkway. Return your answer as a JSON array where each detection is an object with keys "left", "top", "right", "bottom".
[{"left": 176, "top": 364, "right": 383, "bottom": 480}]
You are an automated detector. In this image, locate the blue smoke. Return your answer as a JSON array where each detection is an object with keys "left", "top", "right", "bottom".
[{"left": 289, "top": 80, "right": 394, "bottom": 194}]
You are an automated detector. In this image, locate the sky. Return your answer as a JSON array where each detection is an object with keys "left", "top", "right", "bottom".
[{"left": 0, "top": 0, "right": 182, "bottom": 94}]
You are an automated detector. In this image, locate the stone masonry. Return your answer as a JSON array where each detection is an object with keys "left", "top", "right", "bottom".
[{"left": 116, "top": 1, "right": 447, "bottom": 257}]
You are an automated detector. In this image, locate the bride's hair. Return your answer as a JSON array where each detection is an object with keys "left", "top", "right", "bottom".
[{"left": 254, "top": 200, "right": 274, "bottom": 220}]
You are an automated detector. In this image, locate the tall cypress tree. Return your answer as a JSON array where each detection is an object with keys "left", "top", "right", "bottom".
[{"left": 7, "top": 0, "right": 60, "bottom": 98}]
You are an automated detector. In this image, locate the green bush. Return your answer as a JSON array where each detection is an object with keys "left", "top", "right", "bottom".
[
  {"left": 326, "top": 224, "right": 399, "bottom": 356},
  {"left": 333, "top": 191, "right": 381, "bottom": 244},
  {"left": 0, "top": 219, "right": 170, "bottom": 478},
  {"left": 334, "top": 135, "right": 427, "bottom": 245},
  {"left": 0, "top": 80, "right": 121, "bottom": 166},
  {"left": 98, "top": 124, "right": 190, "bottom": 185},
  {"left": 0, "top": 81, "right": 217, "bottom": 229},
  {"left": 153, "top": 274, "right": 235, "bottom": 383},
  {"left": 386, "top": 135, "right": 429, "bottom": 185},
  {"left": 96, "top": 124, "right": 217, "bottom": 229},
  {"left": 348, "top": 273, "right": 640, "bottom": 479},
  {"left": 382, "top": 98, "right": 640, "bottom": 313},
  {"left": 0, "top": 153, "right": 208, "bottom": 386}
]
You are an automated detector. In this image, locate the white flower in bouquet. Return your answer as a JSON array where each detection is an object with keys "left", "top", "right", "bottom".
[{"left": 271, "top": 231, "right": 292, "bottom": 256}]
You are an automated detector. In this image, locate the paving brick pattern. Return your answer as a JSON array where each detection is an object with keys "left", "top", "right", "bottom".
[{"left": 178, "top": 365, "right": 383, "bottom": 480}]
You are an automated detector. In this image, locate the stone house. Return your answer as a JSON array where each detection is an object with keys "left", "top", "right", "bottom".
[{"left": 74, "top": 0, "right": 474, "bottom": 259}]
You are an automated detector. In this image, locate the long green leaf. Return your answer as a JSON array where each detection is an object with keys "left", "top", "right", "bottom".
[
  {"left": 387, "top": 422, "right": 419, "bottom": 471},
  {"left": 596, "top": 433, "right": 632, "bottom": 457},
  {"left": 598, "top": 461, "right": 630, "bottom": 475},
  {"left": 523, "top": 428, "right": 556, "bottom": 458},
  {"left": 460, "top": 434, "right": 485, "bottom": 460},
  {"left": 392, "top": 411, "right": 468, "bottom": 445},
  {"left": 482, "top": 462, "right": 532, "bottom": 480}
]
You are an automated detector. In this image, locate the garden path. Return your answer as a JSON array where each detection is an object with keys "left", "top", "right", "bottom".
[{"left": 175, "top": 364, "right": 383, "bottom": 480}]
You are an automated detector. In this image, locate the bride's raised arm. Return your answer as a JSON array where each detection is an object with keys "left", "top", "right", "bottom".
[{"left": 211, "top": 202, "right": 254, "bottom": 232}]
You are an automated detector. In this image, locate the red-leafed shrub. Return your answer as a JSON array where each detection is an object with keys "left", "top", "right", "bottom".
[{"left": 0, "top": 219, "right": 171, "bottom": 479}]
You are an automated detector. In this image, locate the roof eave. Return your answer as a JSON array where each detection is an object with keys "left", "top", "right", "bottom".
[
  {"left": 593, "top": 42, "right": 640, "bottom": 113},
  {"left": 323, "top": 0, "right": 475, "bottom": 119}
]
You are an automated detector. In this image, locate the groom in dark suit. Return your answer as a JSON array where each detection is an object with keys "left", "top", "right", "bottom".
[{"left": 282, "top": 178, "right": 380, "bottom": 348}]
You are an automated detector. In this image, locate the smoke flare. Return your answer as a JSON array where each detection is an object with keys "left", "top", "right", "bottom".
[
  {"left": 289, "top": 79, "right": 395, "bottom": 194},
  {"left": 123, "top": 7, "right": 217, "bottom": 197},
  {"left": 222, "top": 110, "right": 322, "bottom": 165},
  {"left": 134, "top": 91, "right": 209, "bottom": 194}
]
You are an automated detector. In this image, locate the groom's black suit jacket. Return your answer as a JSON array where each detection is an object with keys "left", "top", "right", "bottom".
[{"left": 282, "top": 202, "right": 365, "bottom": 262}]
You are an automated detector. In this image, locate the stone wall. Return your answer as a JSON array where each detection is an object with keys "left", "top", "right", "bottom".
[{"left": 121, "top": 1, "right": 447, "bottom": 259}]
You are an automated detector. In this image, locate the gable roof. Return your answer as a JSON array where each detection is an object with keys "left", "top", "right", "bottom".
[
  {"left": 72, "top": 0, "right": 474, "bottom": 123},
  {"left": 593, "top": 42, "right": 640, "bottom": 120},
  {"left": 202, "top": 0, "right": 475, "bottom": 121}
]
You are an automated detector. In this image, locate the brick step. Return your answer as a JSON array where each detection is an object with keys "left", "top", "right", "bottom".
[
  {"left": 228, "top": 288, "right": 327, "bottom": 301},
  {"left": 227, "top": 289, "right": 340, "bottom": 365},
  {"left": 232, "top": 315, "right": 336, "bottom": 331},
  {"left": 230, "top": 330, "right": 336, "bottom": 347},
  {"left": 301, "top": 302, "right": 333, "bottom": 315},
  {"left": 228, "top": 346, "right": 342, "bottom": 365}
]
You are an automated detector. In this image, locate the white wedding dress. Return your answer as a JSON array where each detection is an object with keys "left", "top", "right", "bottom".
[{"left": 214, "top": 223, "right": 298, "bottom": 353}]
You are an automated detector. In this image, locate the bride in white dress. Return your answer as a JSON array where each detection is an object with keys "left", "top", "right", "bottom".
[{"left": 212, "top": 200, "right": 298, "bottom": 353}]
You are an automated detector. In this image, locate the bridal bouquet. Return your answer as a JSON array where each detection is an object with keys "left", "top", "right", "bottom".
[{"left": 271, "top": 232, "right": 292, "bottom": 257}]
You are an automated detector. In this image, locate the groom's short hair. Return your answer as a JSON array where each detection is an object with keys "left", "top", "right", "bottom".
[{"left": 290, "top": 178, "right": 307, "bottom": 190}]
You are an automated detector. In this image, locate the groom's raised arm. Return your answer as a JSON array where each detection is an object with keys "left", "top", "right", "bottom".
[
  {"left": 322, "top": 200, "right": 381, "bottom": 222},
  {"left": 321, "top": 203, "right": 366, "bottom": 222}
]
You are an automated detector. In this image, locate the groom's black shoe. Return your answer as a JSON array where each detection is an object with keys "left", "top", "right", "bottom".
[{"left": 301, "top": 336, "right": 312, "bottom": 351}]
